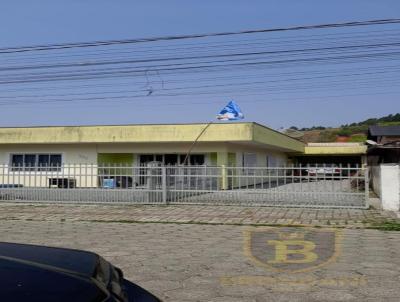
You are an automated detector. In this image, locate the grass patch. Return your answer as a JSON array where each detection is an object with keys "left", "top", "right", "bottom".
[
  {"left": 366, "top": 221, "right": 400, "bottom": 231},
  {"left": 81, "top": 219, "right": 348, "bottom": 229}
]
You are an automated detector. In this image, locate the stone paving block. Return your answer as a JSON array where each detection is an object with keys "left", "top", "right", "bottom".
[{"left": 0, "top": 220, "right": 399, "bottom": 301}]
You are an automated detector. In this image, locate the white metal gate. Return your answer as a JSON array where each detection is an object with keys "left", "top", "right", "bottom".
[{"left": 0, "top": 164, "right": 368, "bottom": 208}]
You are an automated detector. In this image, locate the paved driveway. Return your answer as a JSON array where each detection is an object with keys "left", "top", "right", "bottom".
[
  {"left": 1, "top": 219, "right": 400, "bottom": 301},
  {"left": 180, "top": 179, "right": 365, "bottom": 207}
]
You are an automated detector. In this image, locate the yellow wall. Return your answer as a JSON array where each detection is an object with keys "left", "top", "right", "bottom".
[
  {"left": 304, "top": 145, "right": 367, "bottom": 155},
  {"left": 252, "top": 123, "right": 305, "bottom": 152},
  {"left": 0, "top": 123, "right": 305, "bottom": 153},
  {"left": 0, "top": 124, "right": 252, "bottom": 144}
]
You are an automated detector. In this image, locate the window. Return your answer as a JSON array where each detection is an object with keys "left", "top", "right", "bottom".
[
  {"left": 268, "top": 156, "right": 277, "bottom": 167},
  {"left": 10, "top": 154, "right": 62, "bottom": 171},
  {"left": 242, "top": 153, "right": 257, "bottom": 167},
  {"left": 139, "top": 154, "right": 205, "bottom": 166},
  {"left": 189, "top": 154, "right": 205, "bottom": 165},
  {"left": 242, "top": 153, "right": 257, "bottom": 174}
]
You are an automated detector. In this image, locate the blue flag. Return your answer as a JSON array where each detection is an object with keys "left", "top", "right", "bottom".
[{"left": 216, "top": 101, "right": 244, "bottom": 121}]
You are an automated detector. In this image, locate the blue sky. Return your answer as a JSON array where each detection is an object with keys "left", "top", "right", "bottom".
[{"left": 0, "top": 0, "right": 399, "bottom": 129}]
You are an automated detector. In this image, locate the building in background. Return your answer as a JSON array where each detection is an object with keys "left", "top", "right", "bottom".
[
  {"left": 293, "top": 142, "right": 367, "bottom": 167},
  {"left": 367, "top": 125, "right": 400, "bottom": 164}
]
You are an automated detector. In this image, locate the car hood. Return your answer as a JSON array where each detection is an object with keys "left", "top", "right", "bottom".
[
  {"left": 0, "top": 242, "right": 107, "bottom": 302},
  {"left": 0, "top": 242, "right": 98, "bottom": 277}
]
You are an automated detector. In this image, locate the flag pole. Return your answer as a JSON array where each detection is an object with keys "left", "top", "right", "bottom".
[{"left": 183, "top": 121, "right": 214, "bottom": 165}]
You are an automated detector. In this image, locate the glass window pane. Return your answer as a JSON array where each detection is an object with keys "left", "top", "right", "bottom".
[
  {"left": 50, "top": 154, "right": 62, "bottom": 166},
  {"left": 190, "top": 155, "right": 204, "bottom": 165},
  {"left": 11, "top": 155, "right": 23, "bottom": 166},
  {"left": 243, "top": 153, "right": 257, "bottom": 167},
  {"left": 179, "top": 154, "right": 187, "bottom": 165},
  {"left": 24, "top": 154, "right": 36, "bottom": 171},
  {"left": 38, "top": 155, "right": 50, "bottom": 166},
  {"left": 24, "top": 154, "right": 36, "bottom": 166},
  {"left": 11, "top": 155, "right": 23, "bottom": 170},
  {"left": 165, "top": 154, "right": 178, "bottom": 165}
]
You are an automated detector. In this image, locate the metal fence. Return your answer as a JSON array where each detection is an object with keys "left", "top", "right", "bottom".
[{"left": 0, "top": 163, "right": 368, "bottom": 208}]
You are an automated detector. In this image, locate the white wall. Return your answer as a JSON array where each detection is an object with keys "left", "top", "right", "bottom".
[
  {"left": 0, "top": 144, "right": 98, "bottom": 164},
  {"left": 228, "top": 145, "right": 288, "bottom": 168},
  {"left": 380, "top": 164, "right": 400, "bottom": 211},
  {"left": 0, "top": 144, "right": 98, "bottom": 187},
  {"left": 371, "top": 165, "right": 381, "bottom": 197}
]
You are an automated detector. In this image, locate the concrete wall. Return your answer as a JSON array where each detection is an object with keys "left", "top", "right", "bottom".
[
  {"left": 371, "top": 165, "right": 381, "bottom": 198},
  {"left": 372, "top": 164, "right": 400, "bottom": 211},
  {"left": 379, "top": 164, "right": 400, "bottom": 211}
]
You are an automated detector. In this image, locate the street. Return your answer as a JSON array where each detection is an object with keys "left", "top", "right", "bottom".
[{"left": 1, "top": 205, "right": 399, "bottom": 301}]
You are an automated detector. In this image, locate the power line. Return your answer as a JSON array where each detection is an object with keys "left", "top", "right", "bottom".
[
  {"left": 1, "top": 41, "right": 399, "bottom": 72},
  {"left": 1, "top": 68, "right": 399, "bottom": 99},
  {"left": 1, "top": 50, "right": 399, "bottom": 85},
  {"left": 1, "top": 18, "right": 400, "bottom": 54},
  {"left": 2, "top": 28, "right": 400, "bottom": 64}
]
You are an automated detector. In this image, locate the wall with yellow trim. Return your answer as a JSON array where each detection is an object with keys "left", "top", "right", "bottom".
[
  {"left": 304, "top": 145, "right": 367, "bottom": 155},
  {"left": 252, "top": 124, "right": 305, "bottom": 153},
  {"left": 0, "top": 124, "right": 253, "bottom": 144}
]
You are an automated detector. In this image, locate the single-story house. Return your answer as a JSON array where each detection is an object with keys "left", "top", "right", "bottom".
[
  {"left": 0, "top": 122, "right": 304, "bottom": 169},
  {"left": 0, "top": 122, "right": 369, "bottom": 190}
]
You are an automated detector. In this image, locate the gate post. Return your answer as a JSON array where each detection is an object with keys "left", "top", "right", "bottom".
[
  {"left": 221, "top": 165, "right": 227, "bottom": 190},
  {"left": 364, "top": 166, "right": 369, "bottom": 208},
  {"left": 161, "top": 166, "right": 168, "bottom": 204}
]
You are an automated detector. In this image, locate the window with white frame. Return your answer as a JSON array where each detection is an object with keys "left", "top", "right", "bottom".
[{"left": 10, "top": 154, "right": 62, "bottom": 171}]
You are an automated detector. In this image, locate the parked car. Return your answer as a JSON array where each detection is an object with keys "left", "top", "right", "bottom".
[
  {"left": 0, "top": 242, "right": 160, "bottom": 302},
  {"left": 305, "top": 165, "right": 341, "bottom": 178}
]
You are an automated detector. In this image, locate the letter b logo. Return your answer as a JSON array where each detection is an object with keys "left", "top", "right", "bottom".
[{"left": 267, "top": 240, "right": 318, "bottom": 264}]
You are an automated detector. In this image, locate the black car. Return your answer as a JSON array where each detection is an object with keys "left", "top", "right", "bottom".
[{"left": 0, "top": 242, "right": 160, "bottom": 302}]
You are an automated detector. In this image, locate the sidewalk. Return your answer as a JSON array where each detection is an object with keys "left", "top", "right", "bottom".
[{"left": 0, "top": 203, "right": 397, "bottom": 227}]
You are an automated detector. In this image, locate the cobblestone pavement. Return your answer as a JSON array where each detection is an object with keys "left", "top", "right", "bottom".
[
  {"left": 0, "top": 220, "right": 399, "bottom": 301},
  {"left": 0, "top": 203, "right": 397, "bottom": 227}
]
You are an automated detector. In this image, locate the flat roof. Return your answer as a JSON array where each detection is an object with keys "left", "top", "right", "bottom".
[{"left": 0, "top": 122, "right": 305, "bottom": 153}]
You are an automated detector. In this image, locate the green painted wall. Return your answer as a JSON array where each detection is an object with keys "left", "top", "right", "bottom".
[
  {"left": 210, "top": 153, "right": 218, "bottom": 165},
  {"left": 98, "top": 153, "right": 134, "bottom": 176},
  {"left": 98, "top": 153, "right": 134, "bottom": 165},
  {"left": 228, "top": 153, "right": 236, "bottom": 167}
]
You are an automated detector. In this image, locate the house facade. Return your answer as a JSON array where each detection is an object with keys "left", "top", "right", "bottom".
[
  {"left": 0, "top": 122, "right": 304, "bottom": 169},
  {"left": 0, "top": 122, "right": 372, "bottom": 193}
]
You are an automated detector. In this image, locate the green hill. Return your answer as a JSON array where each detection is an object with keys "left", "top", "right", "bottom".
[{"left": 285, "top": 113, "right": 400, "bottom": 143}]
